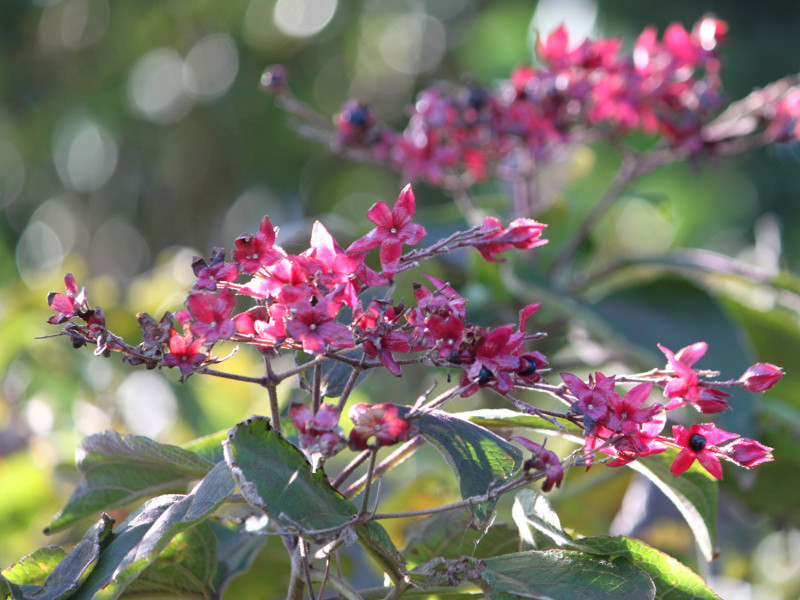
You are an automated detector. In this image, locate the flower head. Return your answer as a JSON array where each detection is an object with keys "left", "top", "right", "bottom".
[
  {"left": 347, "top": 184, "right": 427, "bottom": 278},
  {"left": 670, "top": 423, "right": 738, "bottom": 479},
  {"left": 349, "top": 403, "right": 411, "bottom": 450},
  {"left": 738, "top": 363, "right": 784, "bottom": 392}
]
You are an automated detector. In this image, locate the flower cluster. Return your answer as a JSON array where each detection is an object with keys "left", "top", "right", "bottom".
[
  {"left": 317, "top": 16, "right": 727, "bottom": 188},
  {"left": 560, "top": 341, "right": 781, "bottom": 479},
  {"left": 46, "top": 184, "right": 781, "bottom": 487}
]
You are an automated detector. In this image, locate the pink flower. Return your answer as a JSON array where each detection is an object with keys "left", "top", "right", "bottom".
[
  {"left": 511, "top": 437, "right": 563, "bottom": 492},
  {"left": 289, "top": 403, "right": 345, "bottom": 458},
  {"left": 347, "top": 185, "right": 427, "bottom": 278},
  {"left": 191, "top": 248, "right": 240, "bottom": 292},
  {"left": 723, "top": 438, "right": 774, "bottom": 469},
  {"left": 658, "top": 342, "right": 731, "bottom": 413},
  {"left": 163, "top": 332, "right": 207, "bottom": 378},
  {"left": 283, "top": 294, "right": 354, "bottom": 354},
  {"left": 670, "top": 423, "right": 738, "bottom": 479},
  {"left": 232, "top": 216, "right": 284, "bottom": 274},
  {"left": 471, "top": 217, "right": 548, "bottom": 262},
  {"left": 561, "top": 372, "right": 617, "bottom": 430},
  {"left": 738, "top": 363, "right": 784, "bottom": 392},
  {"left": 47, "top": 273, "right": 88, "bottom": 324},
  {"left": 185, "top": 289, "right": 237, "bottom": 344},
  {"left": 349, "top": 403, "right": 411, "bottom": 450}
]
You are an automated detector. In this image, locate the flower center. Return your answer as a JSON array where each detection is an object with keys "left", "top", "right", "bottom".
[
  {"left": 390, "top": 228, "right": 397, "bottom": 234},
  {"left": 689, "top": 433, "right": 707, "bottom": 452}
]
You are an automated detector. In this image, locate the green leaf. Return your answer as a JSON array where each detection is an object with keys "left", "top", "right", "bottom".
[
  {"left": 512, "top": 489, "right": 573, "bottom": 550},
  {"left": 401, "top": 408, "right": 524, "bottom": 525},
  {"left": 1, "top": 547, "right": 67, "bottom": 587},
  {"left": 207, "top": 521, "right": 268, "bottom": 597},
  {"left": 119, "top": 523, "right": 217, "bottom": 600},
  {"left": 66, "top": 463, "right": 232, "bottom": 600},
  {"left": 47, "top": 431, "right": 215, "bottom": 533},
  {"left": 628, "top": 451, "right": 718, "bottom": 562},
  {"left": 460, "top": 408, "right": 584, "bottom": 436},
  {"left": 403, "top": 508, "right": 520, "bottom": 565},
  {"left": 577, "top": 536, "right": 721, "bottom": 600},
  {"left": 30, "top": 514, "right": 114, "bottom": 600},
  {"left": 223, "top": 415, "right": 405, "bottom": 582},
  {"left": 481, "top": 550, "right": 656, "bottom": 600},
  {"left": 511, "top": 490, "right": 720, "bottom": 599},
  {"left": 183, "top": 430, "right": 228, "bottom": 464}
]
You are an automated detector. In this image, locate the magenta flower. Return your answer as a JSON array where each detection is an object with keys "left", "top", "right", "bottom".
[
  {"left": 185, "top": 289, "right": 237, "bottom": 344},
  {"left": 738, "top": 363, "right": 785, "bottom": 392},
  {"left": 670, "top": 423, "right": 738, "bottom": 479},
  {"left": 561, "top": 372, "right": 617, "bottom": 430},
  {"left": 512, "top": 436, "right": 563, "bottom": 492},
  {"left": 347, "top": 184, "right": 426, "bottom": 278},
  {"left": 349, "top": 403, "right": 411, "bottom": 450},
  {"left": 47, "top": 273, "right": 88, "bottom": 324},
  {"left": 471, "top": 217, "right": 548, "bottom": 263},
  {"left": 232, "top": 216, "right": 284, "bottom": 274},
  {"left": 659, "top": 342, "right": 731, "bottom": 413},
  {"left": 192, "top": 248, "right": 240, "bottom": 292},
  {"left": 163, "top": 332, "right": 207, "bottom": 378},
  {"left": 283, "top": 294, "right": 354, "bottom": 354},
  {"left": 289, "top": 403, "right": 345, "bottom": 458}
]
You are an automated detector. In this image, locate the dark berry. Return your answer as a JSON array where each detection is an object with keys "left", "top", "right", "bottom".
[
  {"left": 689, "top": 433, "right": 707, "bottom": 452},
  {"left": 517, "top": 356, "right": 537, "bottom": 377},
  {"left": 478, "top": 366, "right": 493, "bottom": 385}
]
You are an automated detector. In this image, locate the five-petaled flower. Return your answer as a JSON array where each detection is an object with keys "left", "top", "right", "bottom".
[
  {"left": 347, "top": 184, "right": 426, "bottom": 278},
  {"left": 670, "top": 423, "right": 738, "bottom": 479},
  {"left": 349, "top": 403, "right": 411, "bottom": 450},
  {"left": 163, "top": 331, "right": 207, "bottom": 378}
]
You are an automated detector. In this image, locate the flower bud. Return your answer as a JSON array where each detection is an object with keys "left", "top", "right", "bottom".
[
  {"left": 738, "top": 363, "right": 784, "bottom": 392},
  {"left": 724, "top": 438, "right": 773, "bottom": 468}
]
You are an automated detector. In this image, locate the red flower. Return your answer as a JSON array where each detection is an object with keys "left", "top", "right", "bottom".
[
  {"left": 349, "top": 403, "right": 411, "bottom": 450},
  {"left": 47, "top": 273, "right": 88, "bottom": 324},
  {"left": 185, "top": 289, "right": 237, "bottom": 344},
  {"left": 283, "top": 294, "right": 354, "bottom": 354},
  {"left": 289, "top": 403, "right": 345, "bottom": 458},
  {"left": 163, "top": 331, "right": 207, "bottom": 378},
  {"left": 659, "top": 342, "right": 731, "bottom": 413},
  {"left": 738, "top": 363, "right": 785, "bottom": 392},
  {"left": 471, "top": 217, "right": 548, "bottom": 262},
  {"left": 561, "top": 372, "right": 616, "bottom": 430},
  {"left": 347, "top": 184, "right": 426, "bottom": 278},
  {"left": 512, "top": 436, "right": 563, "bottom": 492},
  {"left": 670, "top": 423, "right": 738, "bottom": 479},
  {"left": 192, "top": 248, "right": 240, "bottom": 292},
  {"left": 232, "top": 216, "right": 284, "bottom": 274}
]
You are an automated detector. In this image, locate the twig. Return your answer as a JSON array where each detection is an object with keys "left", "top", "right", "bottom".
[{"left": 343, "top": 436, "right": 424, "bottom": 499}]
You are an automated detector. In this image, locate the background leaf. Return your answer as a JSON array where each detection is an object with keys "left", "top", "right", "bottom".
[
  {"left": 400, "top": 408, "right": 524, "bottom": 525},
  {"left": 222, "top": 415, "right": 405, "bottom": 582},
  {"left": 47, "top": 432, "right": 215, "bottom": 533},
  {"left": 481, "top": 550, "right": 656, "bottom": 600},
  {"left": 627, "top": 451, "right": 718, "bottom": 562}
]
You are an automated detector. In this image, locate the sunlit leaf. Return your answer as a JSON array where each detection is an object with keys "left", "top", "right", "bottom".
[{"left": 47, "top": 431, "right": 215, "bottom": 533}]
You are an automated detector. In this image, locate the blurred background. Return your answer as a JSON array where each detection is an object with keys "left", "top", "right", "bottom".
[{"left": 2, "top": 1, "right": 800, "bottom": 598}]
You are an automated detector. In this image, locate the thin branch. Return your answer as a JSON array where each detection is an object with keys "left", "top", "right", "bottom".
[
  {"left": 343, "top": 436, "right": 424, "bottom": 499},
  {"left": 359, "top": 449, "right": 380, "bottom": 516},
  {"left": 331, "top": 450, "right": 370, "bottom": 489}
]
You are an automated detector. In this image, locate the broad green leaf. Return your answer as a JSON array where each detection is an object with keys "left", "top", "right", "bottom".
[
  {"left": 183, "top": 430, "right": 228, "bottom": 464},
  {"left": 223, "top": 415, "right": 405, "bottom": 582},
  {"left": 481, "top": 550, "right": 655, "bottom": 600},
  {"left": 29, "top": 514, "right": 114, "bottom": 600},
  {"left": 628, "top": 451, "right": 718, "bottom": 562},
  {"left": 577, "top": 536, "right": 721, "bottom": 600},
  {"left": 403, "top": 508, "right": 520, "bottom": 565},
  {"left": 512, "top": 489, "right": 572, "bottom": 550},
  {"left": 118, "top": 523, "right": 217, "bottom": 599},
  {"left": 512, "top": 490, "right": 720, "bottom": 599},
  {"left": 47, "top": 431, "right": 215, "bottom": 533},
  {"left": 460, "top": 408, "right": 583, "bottom": 436},
  {"left": 207, "top": 521, "right": 268, "bottom": 597},
  {"left": 1, "top": 547, "right": 67, "bottom": 587},
  {"left": 110, "top": 462, "right": 233, "bottom": 580},
  {"left": 400, "top": 408, "right": 524, "bottom": 525},
  {"left": 66, "top": 464, "right": 232, "bottom": 600}
]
